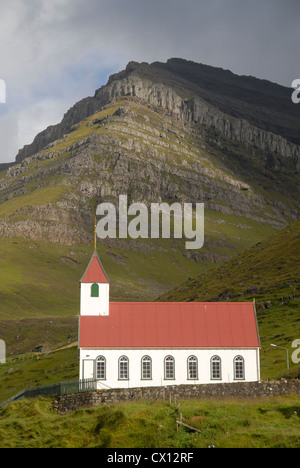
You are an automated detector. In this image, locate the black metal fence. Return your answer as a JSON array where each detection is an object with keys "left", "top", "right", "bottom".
[{"left": 0, "top": 378, "right": 97, "bottom": 408}]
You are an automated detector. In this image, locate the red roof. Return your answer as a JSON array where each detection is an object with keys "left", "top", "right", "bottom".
[
  {"left": 81, "top": 251, "right": 110, "bottom": 284},
  {"left": 79, "top": 302, "right": 260, "bottom": 348}
]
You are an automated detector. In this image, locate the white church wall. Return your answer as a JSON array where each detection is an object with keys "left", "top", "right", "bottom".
[
  {"left": 80, "top": 283, "right": 109, "bottom": 316},
  {"left": 80, "top": 348, "right": 260, "bottom": 389}
]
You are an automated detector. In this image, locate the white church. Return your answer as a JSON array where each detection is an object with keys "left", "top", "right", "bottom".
[{"left": 78, "top": 250, "right": 261, "bottom": 389}]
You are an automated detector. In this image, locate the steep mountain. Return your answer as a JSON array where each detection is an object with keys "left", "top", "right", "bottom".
[
  {"left": 15, "top": 59, "right": 300, "bottom": 162},
  {"left": 0, "top": 58, "right": 299, "bottom": 354}
]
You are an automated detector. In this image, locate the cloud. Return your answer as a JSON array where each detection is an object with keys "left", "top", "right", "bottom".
[{"left": 0, "top": 0, "right": 299, "bottom": 163}]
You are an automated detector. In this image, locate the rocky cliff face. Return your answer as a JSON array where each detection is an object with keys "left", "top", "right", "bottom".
[
  {"left": 101, "top": 72, "right": 300, "bottom": 165},
  {"left": 15, "top": 60, "right": 300, "bottom": 173},
  {"left": 1, "top": 94, "right": 298, "bottom": 250},
  {"left": 0, "top": 59, "right": 299, "bottom": 255}
]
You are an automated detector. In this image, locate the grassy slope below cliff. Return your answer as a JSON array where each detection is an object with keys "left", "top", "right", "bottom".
[
  {"left": 159, "top": 218, "right": 300, "bottom": 303},
  {"left": 158, "top": 218, "right": 300, "bottom": 379},
  {"left": 0, "top": 236, "right": 207, "bottom": 354},
  {"left": 1, "top": 97, "right": 287, "bottom": 355},
  {"left": 0, "top": 211, "right": 276, "bottom": 355}
]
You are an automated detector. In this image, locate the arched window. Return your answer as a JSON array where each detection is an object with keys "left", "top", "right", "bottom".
[
  {"left": 234, "top": 356, "right": 245, "bottom": 380},
  {"left": 91, "top": 283, "right": 99, "bottom": 298},
  {"left": 211, "top": 355, "right": 221, "bottom": 380},
  {"left": 164, "top": 355, "right": 175, "bottom": 380},
  {"left": 118, "top": 356, "right": 129, "bottom": 380},
  {"left": 96, "top": 356, "right": 106, "bottom": 380},
  {"left": 141, "top": 355, "right": 152, "bottom": 380},
  {"left": 187, "top": 356, "right": 198, "bottom": 380}
]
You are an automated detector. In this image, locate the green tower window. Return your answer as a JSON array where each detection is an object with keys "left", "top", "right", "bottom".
[{"left": 91, "top": 283, "right": 99, "bottom": 298}]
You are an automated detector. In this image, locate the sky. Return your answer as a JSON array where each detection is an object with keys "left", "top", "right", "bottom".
[{"left": 0, "top": 0, "right": 299, "bottom": 164}]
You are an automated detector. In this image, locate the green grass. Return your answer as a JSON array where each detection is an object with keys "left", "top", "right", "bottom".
[
  {"left": 204, "top": 208, "right": 277, "bottom": 255},
  {"left": 0, "top": 238, "right": 88, "bottom": 320},
  {"left": 0, "top": 235, "right": 206, "bottom": 355},
  {"left": 0, "top": 347, "right": 79, "bottom": 403},
  {"left": 259, "top": 301, "right": 300, "bottom": 380},
  {"left": 159, "top": 218, "right": 300, "bottom": 304},
  {"left": 0, "top": 396, "right": 299, "bottom": 448},
  {"left": 0, "top": 185, "right": 70, "bottom": 219},
  {"left": 0, "top": 236, "right": 205, "bottom": 318}
]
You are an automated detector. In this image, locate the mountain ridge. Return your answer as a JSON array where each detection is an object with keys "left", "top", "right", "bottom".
[{"left": 14, "top": 58, "right": 300, "bottom": 166}]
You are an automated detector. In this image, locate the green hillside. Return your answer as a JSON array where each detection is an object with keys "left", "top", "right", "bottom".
[
  {"left": 0, "top": 221, "right": 299, "bottom": 401},
  {"left": 0, "top": 236, "right": 207, "bottom": 354},
  {"left": 0, "top": 216, "right": 276, "bottom": 355},
  {"left": 1, "top": 96, "right": 288, "bottom": 356},
  {"left": 159, "top": 218, "right": 300, "bottom": 303},
  {"left": 158, "top": 218, "right": 300, "bottom": 379}
]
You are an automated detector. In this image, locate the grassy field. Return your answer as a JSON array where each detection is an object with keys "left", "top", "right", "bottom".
[
  {"left": 0, "top": 395, "right": 299, "bottom": 448},
  {"left": 0, "top": 344, "right": 299, "bottom": 448},
  {"left": 0, "top": 347, "right": 79, "bottom": 404}
]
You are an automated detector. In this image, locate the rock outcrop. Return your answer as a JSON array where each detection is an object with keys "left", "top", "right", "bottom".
[
  {"left": 15, "top": 60, "right": 300, "bottom": 173},
  {"left": 1, "top": 59, "right": 299, "bottom": 252}
]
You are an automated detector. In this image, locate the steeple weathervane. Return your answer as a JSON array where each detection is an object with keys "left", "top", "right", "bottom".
[{"left": 94, "top": 216, "right": 97, "bottom": 250}]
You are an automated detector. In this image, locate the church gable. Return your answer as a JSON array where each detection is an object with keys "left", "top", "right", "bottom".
[
  {"left": 80, "top": 250, "right": 110, "bottom": 284},
  {"left": 80, "top": 250, "right": 110, "bottom": 317}
]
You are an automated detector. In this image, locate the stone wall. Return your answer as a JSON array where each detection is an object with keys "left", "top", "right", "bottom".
[{"left": 52, "top": 380, "right": 300, "bottom": 414}]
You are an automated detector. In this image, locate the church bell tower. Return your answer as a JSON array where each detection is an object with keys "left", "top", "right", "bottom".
[
  {"left": 80, "top": 250, "right": 110, "bottom": 316},
  {"left": 80, "top": 219, "right": 110, "bottom": 316}
]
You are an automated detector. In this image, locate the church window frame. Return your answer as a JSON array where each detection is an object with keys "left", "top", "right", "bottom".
[
  {"left": 164, "top": 355, "right": 175, "bottom": 380},
  {"left": 187, "top": 355, "right": 198, "bottom": 380},
  {"left": 96, "top": 355, "right": 106, "bottom": 380},
  {"left": 141, "top": 355, "right": 152, "bottom": 380},
  {"left": 210, "top": 355, "right": 222, "bottom": 380},
  {"left": 118, "top": 355, "right": 129, "bottom": 380},
  {"left": 234, "top": 355, "right": 245, "bottom": 380}
]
